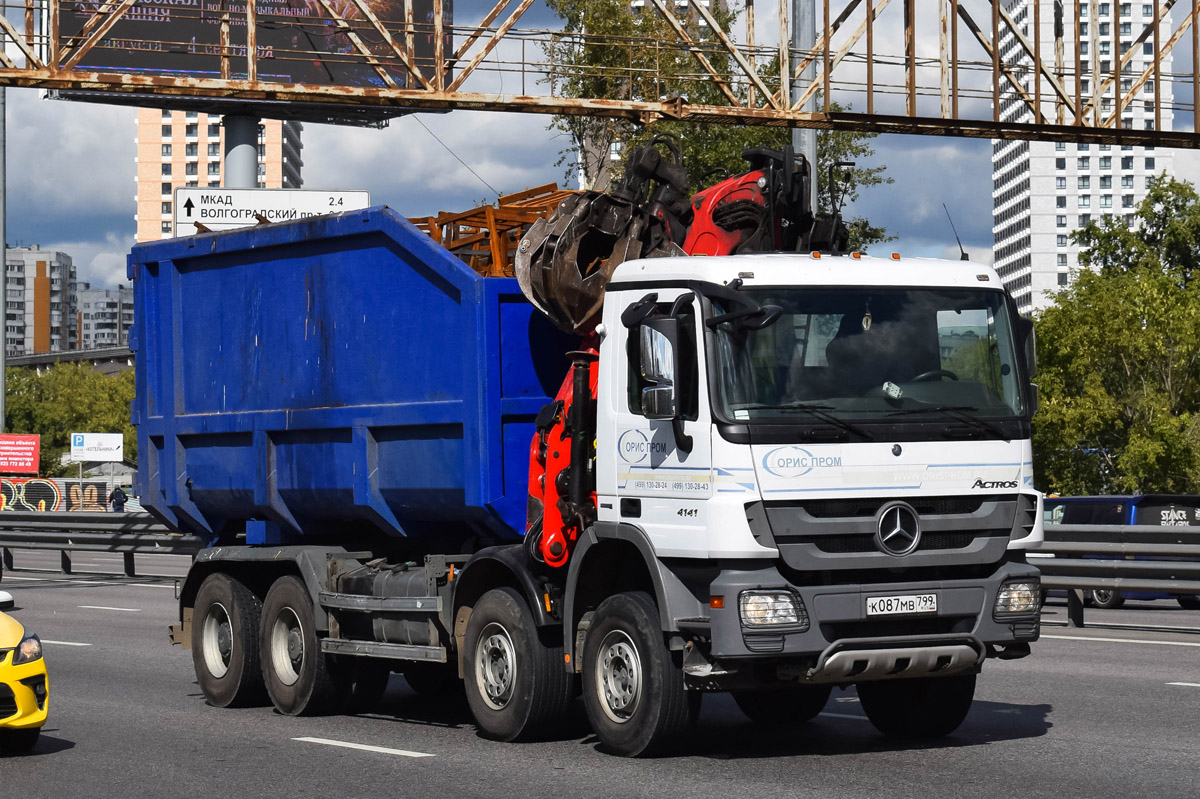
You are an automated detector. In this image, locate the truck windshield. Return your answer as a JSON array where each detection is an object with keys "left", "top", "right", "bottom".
[{"left": 710, "top": 287, "right": 1026, "bottom": 423}]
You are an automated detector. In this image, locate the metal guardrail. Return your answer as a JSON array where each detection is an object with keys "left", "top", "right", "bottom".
[
  {"left": 1037, "top": 523, "right": 1200, "bottom": 627},
  {"left": 0, "top": 512, "right": 202, "bottom": 578}
]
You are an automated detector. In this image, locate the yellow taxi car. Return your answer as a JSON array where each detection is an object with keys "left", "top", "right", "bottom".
[{"left": 0, "top": 591, "right": 47, "bottom": 754}]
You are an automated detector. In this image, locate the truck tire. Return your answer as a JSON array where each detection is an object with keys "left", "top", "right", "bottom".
[
  {"left": 191, "top": 572, "right": 266, "bottom": 708},
  {"left": 1090, "top": 589, "right": 1125, "bottom": 609},
  {"left": 581, "top": 591, "right": 696, "bottom": 757},
  {"left": 463, "top": 587, "right": 573, "bottom": 742},
  {"left": 857, "top": 674, "right": 976, "bottom": 739},
  {"left": 732, "top": 685, "right": 832, "bottom": 726},
  {"left": 260, "top": 576, "right": 345, "bottom": 716}
]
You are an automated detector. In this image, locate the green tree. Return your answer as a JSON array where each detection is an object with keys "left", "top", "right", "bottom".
[
  {"left": 1032, "top": 179, "right": 1200, "bottom": 494},
  {"left": 545, "top": 0, "right": 891, "bottom": 250},
  {"left": 1071, "top": 175, "right": 1200, "bottom": 288},
  {"left": 4, "top": 365, "right": 136, "bottom": 477}
]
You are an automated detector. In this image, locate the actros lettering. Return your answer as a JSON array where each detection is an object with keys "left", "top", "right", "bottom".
[{"left": 971, "top": 478, "right": 1018, "bottom": 489}]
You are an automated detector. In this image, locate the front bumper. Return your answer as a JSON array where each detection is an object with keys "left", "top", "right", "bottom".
[
  {"left": 698, "top": 559, "right": 1039, "bottom": 681},
  {"left": 0, "top": 652, "right": 49, "bottom": 730}
]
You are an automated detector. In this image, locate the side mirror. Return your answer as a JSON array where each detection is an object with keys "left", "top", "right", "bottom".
[
  {"left": 640, "top": 317, "right": 679, "bottom": 421},
  {"left": 0, "top": 591, "right": 14, "bottom": 612},
  {"left": 1016, "top": 316, "right": 1037, "bottom": 378}
]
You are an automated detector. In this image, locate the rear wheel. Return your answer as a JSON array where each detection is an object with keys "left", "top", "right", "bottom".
[
  {"left": 191, "top": 572, "right": 266, "bottom": 708},
  {"left": 857, "top": 674, "right": 976, "bottom": 739},
  {"left": 1177, "top": 596, "right": 1200, "bottom": 610},
  {"left": 462, "top": 587, "right": 573, "bottom": 741},
  {"left": 581, "top": 591, "right": 696, "bottom": 757},
  {"left": 1090, "top": 589, "right": 1125, "bottom": 609},
  {"left": 0, "top": 728, "right": 39, "bottom": 753},
  {"left": 260, "top": 576, "right": 345, "bottom": 715},
  {"left": 732, "top": 685, "right": 832, "bottom": 726}
]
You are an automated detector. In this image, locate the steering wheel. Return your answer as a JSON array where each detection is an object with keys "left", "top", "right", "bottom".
[{"left": 911, "top": 369, "right": 959, "bottom": 382}]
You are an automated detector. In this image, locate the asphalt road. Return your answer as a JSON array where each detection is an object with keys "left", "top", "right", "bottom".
[{"left": 1, "top": 553, "right": 1199, "bottom": 799}]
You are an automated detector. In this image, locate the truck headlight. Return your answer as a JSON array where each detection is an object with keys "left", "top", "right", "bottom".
[
  {"left": 13, "top": 633, "right": 42, "bottom": 664},
  {"left": 994, "top": 581, "right": 1039, "bottom": 616},
  {"left": 739, "top": 591, "right": 807, "bottom": 628}
]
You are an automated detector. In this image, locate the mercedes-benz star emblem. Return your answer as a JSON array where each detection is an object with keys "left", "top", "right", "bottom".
[{"left": 876, "top": 503, "right": 921, "bottom": 556}]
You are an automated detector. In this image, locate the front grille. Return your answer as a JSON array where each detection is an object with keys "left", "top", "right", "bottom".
[
  {"left": 742, "top": 632, "right": 785, "bottom": 653},
  {"left": 801, "top": 531, "right": 997, "bottom": 554},
  {"left": 823, "top": 616, "right": 973, "bottom": 640},
  {"left": 797, "top": 495, "right": 992, "bottom": 519},
  {"left": 0, "top": 684, "right": 16, "bottom": 719}
]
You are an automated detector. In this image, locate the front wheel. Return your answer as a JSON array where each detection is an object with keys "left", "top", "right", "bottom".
[
  {"left": 733, "top": 685, "right": 832, "bottom": 726},
  {"left": 259, "top": 576, "right": 345, "bottom": 715},
  {"left": 1090, "top": 589, "right": 1125, "bottom": 609},
  {"left": 462, "top": 587, "right": 573, "bottom": 741},
  {"left": 857, "top": 674, "right": 976, "bottom": 739},
  {"left": 582, "top": 591, "right": 697, "bottom": 757},
  {"left": 191, "top": 572, "right": 266, "bottom": 708},
  {"left": 0, "top": 728, "right": 39, "bottom": 754}
]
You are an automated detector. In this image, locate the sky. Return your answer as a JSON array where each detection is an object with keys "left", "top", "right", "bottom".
[{"left": 4, "top": 1, "right": 1193, "bottom": 288}]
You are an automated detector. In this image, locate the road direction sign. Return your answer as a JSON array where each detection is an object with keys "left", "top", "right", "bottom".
[{"left": 173, "top": 188, "right": 371, "bottom": 236}]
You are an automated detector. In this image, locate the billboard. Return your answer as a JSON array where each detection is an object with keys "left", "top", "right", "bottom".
[
  {"left": 59, "top": 1, "right": 451, "bottom": 90},
  {"left": 70, "top": 433, "right": 125, "bottom": 463},
  {"left": 0, "top": 434, "right": 40, "bottom": 475}
]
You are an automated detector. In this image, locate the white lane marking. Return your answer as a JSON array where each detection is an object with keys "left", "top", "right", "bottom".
[
  {"left": 1167, "top": 682, "right": 1200, "bottom": 688},
  {"left": 77, "top": 605, "right": 141, "bottom": 612},
  {"left": 819, "top": 712, "right": 869, "bottom": 722},
  {"left": 293, "top": 737, "right": 435, "bottom": 758},
  {"left": 2, "top": 576, "right": 107, "bottom": 584},
  {"left": 1079, "top": 621, "right": 1200, "bottom": 634},
  {"left": 1042, "top": 633, "right": 1200, "bottom": 648},
  {"left": 41, "top": 640, "right": 92, "bottom": 647}
]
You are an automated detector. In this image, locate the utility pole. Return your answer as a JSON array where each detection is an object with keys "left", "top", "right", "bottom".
[
  {"left": 792, "top": 0, "right": 818, "bottom": 215},
  {"left": 223, "top": 115, "right": 260, "bottom": 189}
]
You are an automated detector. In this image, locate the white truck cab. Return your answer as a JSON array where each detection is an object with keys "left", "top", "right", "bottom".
[{"left": 585, "top": 252, "right": 1041, "bottom": 703}]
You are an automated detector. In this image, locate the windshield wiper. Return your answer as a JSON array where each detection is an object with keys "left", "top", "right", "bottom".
[
  {"left": 730, "top": 402, "right": 870, "bottom": 439},
  {"left": 886, "top": 405, "right": 1010, "bottom": 440}
]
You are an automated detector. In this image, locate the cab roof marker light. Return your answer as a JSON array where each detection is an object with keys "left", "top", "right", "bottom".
[
  {"left": 810, "top": 251, "right": 821, "bottom": 259},
  {"left": 891, "top": 253, "right": 901, "bottom": 260},
  {"left": 851, "top": 252, "right": 862, "bottom": 259}
]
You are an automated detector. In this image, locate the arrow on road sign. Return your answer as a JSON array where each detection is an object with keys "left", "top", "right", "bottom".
[{"left": 184, "top": 198, "right": 195, "bottom": 217}]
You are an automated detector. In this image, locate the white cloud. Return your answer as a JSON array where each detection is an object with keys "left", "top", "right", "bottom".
[{"left": 44, "top": 232, "right": 136, "bottom": 289}]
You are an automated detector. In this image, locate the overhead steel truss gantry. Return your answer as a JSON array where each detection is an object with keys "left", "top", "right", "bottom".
[{"left": 0, "top": 0, "right": 1199, "bottom": 146}]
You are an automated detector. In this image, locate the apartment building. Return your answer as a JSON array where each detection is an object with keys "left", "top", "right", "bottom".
[
  {"left": 77, "top": 283, "right": 135, "bottom": 350},
  {"left": 992, "top": 1, "right": 1176, "bottom": 313},
  {"left": 4, "top": 246, "right": 77, "bottom": 356}
]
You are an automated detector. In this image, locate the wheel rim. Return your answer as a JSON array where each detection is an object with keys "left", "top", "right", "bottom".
[
  {"left": 270, "top": 607, "right": 305, "bottom": 686},
  {"left": 1093, "top": 589, "right": 1114, "bottom": 604},
  {"left": 201, "top": 601, "right": 233, "bottom": 679},
  {"left": 475, "top": 622, "right": 516, "bottom": 710},
  {"left": 595, "top": 630, "right": 642, "bottom": 724}
]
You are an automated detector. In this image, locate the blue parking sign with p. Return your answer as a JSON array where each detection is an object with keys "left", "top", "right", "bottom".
[{"left": 73, "top": 434, "right": 84, "bottom": 447}]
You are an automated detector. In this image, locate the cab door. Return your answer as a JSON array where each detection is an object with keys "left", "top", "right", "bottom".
[{"left": 598, "top": 288, "right": 713, "bottom": 558}]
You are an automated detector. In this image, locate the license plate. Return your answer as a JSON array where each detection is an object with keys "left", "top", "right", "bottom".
[{"left": 865, "top": 593, "right": 938, "bottom": 616}]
